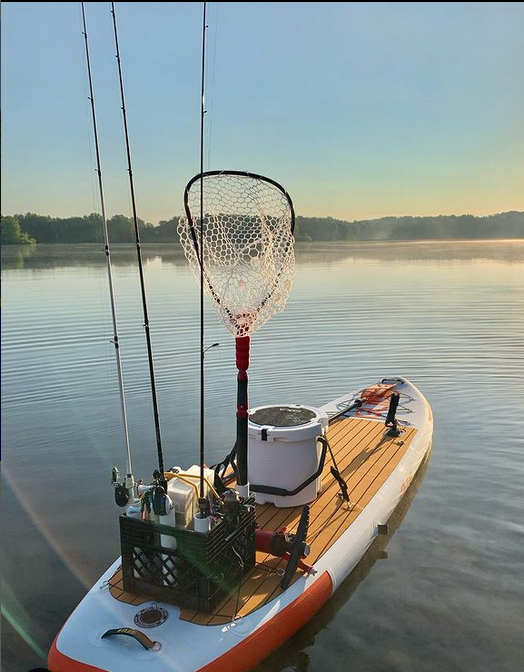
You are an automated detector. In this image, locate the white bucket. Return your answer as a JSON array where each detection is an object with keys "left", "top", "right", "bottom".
[{"left": 248, "top": 404, "right": 328, "bottom": 507}]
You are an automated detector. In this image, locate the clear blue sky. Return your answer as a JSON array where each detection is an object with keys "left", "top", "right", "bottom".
[{"left": 2, "top": 2, "right": 524, "bottom": 223}]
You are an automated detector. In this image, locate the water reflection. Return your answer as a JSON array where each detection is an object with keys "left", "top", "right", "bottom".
[
  {"left": 2, "top": 240, "right": 523, "bottom": 271},
  {"left": 1, "top": 243, "right": 39, "bottom": 270},
  {"left": 1, "top": 244, "right": 164, "bottom": 270},
  {"left": 294, "top": 240, "right": 524, "bottom": 264},
  {"left": 254, "top": 452, "right": 431, "bottom": 672}
]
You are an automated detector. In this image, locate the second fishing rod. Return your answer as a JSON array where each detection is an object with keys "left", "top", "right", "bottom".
[{"left": 110, "top": 2, "right": 166, "bottom": 482}]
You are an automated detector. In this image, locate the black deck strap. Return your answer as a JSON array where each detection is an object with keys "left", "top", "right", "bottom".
[
  {"left": 212, "top": 442, "right": 239, "bottom": 485},
  {"left": 319, "top": 435, "right": 351, "bottom": 504},
  {"left": 101, "top": 628, "right": 157, "bottom": 650},
  {"left": 251, "top": 438, "right": 328, "bottom": 497},
  {"left": 213, "top": 470, "right": 228, "bottom": 495},
  {"left": 330, "top": 466, "right": 350, "bottom": 503}
]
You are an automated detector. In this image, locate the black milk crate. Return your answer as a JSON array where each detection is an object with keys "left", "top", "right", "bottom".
[{"left": 120, "top": 501, "right": 256, "bottom": 612}]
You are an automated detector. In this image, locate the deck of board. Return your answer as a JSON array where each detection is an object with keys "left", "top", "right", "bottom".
[{"left": 109, "top": 416, "right": 416, "bottom": 624}]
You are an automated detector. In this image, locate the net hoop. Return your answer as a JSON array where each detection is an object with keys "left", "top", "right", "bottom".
[{"left": 178, "top": 170, "right": 296, "bottom": 338}]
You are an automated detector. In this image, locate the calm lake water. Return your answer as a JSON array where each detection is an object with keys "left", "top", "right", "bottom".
[{"left": 2, "top": 241, "right": 523, "bottom": 672}]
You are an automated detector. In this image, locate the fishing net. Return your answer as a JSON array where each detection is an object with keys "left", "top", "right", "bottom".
[{"left": 178, "top": 171, "right": 295, "bottom": 338}]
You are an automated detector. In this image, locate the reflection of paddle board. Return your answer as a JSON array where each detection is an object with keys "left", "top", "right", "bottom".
[{"left": 49, "top": 376, "right": 432, "bottom": 672}]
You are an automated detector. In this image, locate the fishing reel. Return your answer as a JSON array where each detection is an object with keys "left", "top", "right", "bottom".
[
  {"left": 140, "top": 484, "right": 171, "bottom": 518},
  {"left": 219, "top": 489, "right": 244, "bottom": 529},
  {"left": 152, "top": 469, "right": 169, "bottom": 494},
  {"left": 132, "top": 470, "right": 173, "bottom": 518},
  {"left": 213, "top": 488, "right": 257, "bottom": 534},
  {"left": 112, "top": 467, "right": 130, "bottom": 508}
]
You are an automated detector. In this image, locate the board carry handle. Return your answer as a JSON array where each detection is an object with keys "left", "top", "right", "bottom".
[{"left": 101, "top": 627, "right": 157, "bottom": 650}]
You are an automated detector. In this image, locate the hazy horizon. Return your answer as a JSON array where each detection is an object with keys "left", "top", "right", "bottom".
[
  {"left": 4, "top": 207, "right": 524, "bottom": 226},
  {"left": 2, "top": 2, "right": 524, "bottom": 222}
]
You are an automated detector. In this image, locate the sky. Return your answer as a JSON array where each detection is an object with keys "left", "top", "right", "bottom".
[{"left": 2, "top": 1, "right": 524, "bottom": 223}]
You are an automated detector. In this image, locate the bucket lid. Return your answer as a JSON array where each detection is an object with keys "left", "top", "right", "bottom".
[
  {"left": 249, "top": 405, "right": 317, "bottom": 427},
  {"left": 248, "top": 404, "right": 328, "bottom": 442}
]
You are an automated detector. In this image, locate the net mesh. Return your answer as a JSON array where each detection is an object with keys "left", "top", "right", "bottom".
[{"left": 178, "top": 172, "right": 295, "bottom": 338}]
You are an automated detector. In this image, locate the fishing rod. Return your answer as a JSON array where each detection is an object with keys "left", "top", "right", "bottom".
[
  {"left": 198, "top": 1, "right": 208, "bottom": 512},
  {"left": 81, "top": 2, "right": 135, "bottom": 500},
  {"left": 110, "top": 2, "right": 165, "bottom": 479}
]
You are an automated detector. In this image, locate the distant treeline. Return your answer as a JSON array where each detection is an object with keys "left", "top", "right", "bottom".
[
  {"left": 295, "top": 211, "right": 524, "bottom": 241},
  {"left": 2, "top": 210, "right": 523, "bottom": 245}
]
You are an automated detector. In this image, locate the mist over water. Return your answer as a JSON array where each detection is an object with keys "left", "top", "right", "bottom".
[{"left": 2, "top": 240, "right": 523, "bottom": 672}]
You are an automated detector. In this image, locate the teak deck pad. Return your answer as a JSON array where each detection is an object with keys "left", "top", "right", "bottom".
[{"left": 109, "top": 417, "right": 416, "bottom": 624}]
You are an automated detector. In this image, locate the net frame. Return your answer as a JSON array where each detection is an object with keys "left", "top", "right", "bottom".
[{"left": 178, "top": 170, "right": 296, "bottom": 339}]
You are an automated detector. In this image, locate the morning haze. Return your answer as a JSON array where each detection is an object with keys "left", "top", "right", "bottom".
[{"left": 2, "top": 2, "right": 523, "bottom": 224}]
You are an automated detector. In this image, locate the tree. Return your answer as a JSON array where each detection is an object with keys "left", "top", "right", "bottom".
[
  {"left": 108, "top": 214, "right": 134, "bottom": 242},
  {"left": 1, "top": 216, "right": 36, "bottom": 245},
  {"left": 16, "top": 212, "right": 57, "bottom": 242}
]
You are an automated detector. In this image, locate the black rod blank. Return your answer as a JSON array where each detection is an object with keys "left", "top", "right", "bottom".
[{"left": 110, "top": 3, "right": 165, "bottom": 476}]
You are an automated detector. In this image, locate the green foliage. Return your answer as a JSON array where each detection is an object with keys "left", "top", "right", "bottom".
[
  {"left": 14, "top": 212, "right": 102, "bottom": 243},
  {"left": 2, "top": 211, "right": 523, "bottom": 244},
  {"left": 1, "top": 215, "right": 36, "bottom": 245},
  {"left": 139, "top": 216, "right": 180, "bottom": 243},
  {"left": 296, "top": 212, "right": 524, "bottom": 241},
  {"left": 385, "top": 212, "right": 524, "bottom": 240},
  {"left": 295, "top": 216, "right": 358, "bottom": 242},
  {"left": 108, "top": 214, "right": 134, "bottom": 243}
]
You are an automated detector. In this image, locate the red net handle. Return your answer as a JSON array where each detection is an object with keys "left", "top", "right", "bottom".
[
  {"left": 236, "top": 336, "right": 250, "bottom": 372},
  {"left": 235, "top": 336, "right": 250, "bottom": 485}
]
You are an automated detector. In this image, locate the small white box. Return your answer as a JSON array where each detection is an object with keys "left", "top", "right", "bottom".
[{"left": 166, "top": 465, "right": 215, "bottom": 529}]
